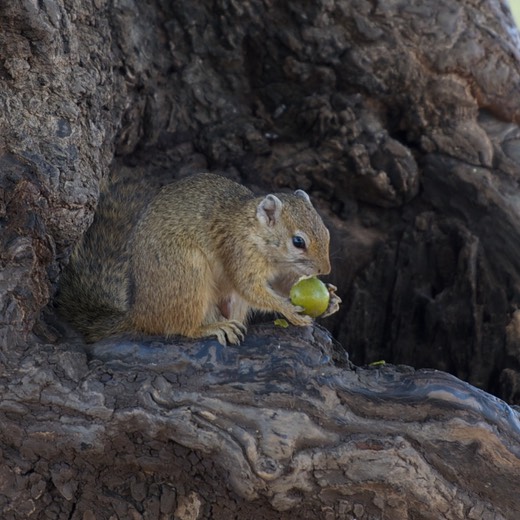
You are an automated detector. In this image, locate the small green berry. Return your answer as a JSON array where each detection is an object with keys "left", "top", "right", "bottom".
[{"left": 290, "top": 277, "right": 330, "bottom": 318}]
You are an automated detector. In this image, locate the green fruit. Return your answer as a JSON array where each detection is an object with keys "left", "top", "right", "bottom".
[{"left": 290, "top": 277, "right": 330, "bottom": 318}]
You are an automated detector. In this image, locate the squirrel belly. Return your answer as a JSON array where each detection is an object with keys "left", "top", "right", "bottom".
[{"left": 57, "top": 173, "right": 334, "bottom": 345}]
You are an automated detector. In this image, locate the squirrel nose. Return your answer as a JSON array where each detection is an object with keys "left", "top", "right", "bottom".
[{"left": 318, "top": 257, "right": 331, "bottom": 276}]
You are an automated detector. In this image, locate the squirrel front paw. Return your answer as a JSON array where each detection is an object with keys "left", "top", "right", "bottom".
[
  {"left": 320, "top": 283, "right": 342, "bottom": 318},
  {"left": 282, "top": 305, "right": 314, "bottom": 327}
]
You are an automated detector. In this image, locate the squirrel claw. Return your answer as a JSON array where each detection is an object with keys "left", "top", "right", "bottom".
[
  {"left": 200, "top": 320, "right": 247, "bottom": 346},
  {"left": 223, "top": 320, "right": 247, "bottom": 345},
  {"left": 221, "top": 320, "right": 247, "bottom": 345},
  {"left": 321, "top": 283, "right": 342, "bottom": 318}
]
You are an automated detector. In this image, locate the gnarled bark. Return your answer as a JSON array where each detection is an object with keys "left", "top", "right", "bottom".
[
  {"left": 2, "top": 325, "right": 520, "bottom": 519},
  {"left": 1, "top": 0, "right": 520, "bottom": 518}
]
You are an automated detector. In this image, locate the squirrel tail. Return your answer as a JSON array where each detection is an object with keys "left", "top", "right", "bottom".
[
  {"left": 56, "top": 275, "right": 129, "bottom": 342},
  {"left": 57, "top": 178, "right": 148, "bottom": 342}
]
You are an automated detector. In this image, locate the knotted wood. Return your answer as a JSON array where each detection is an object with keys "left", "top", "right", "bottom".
[
  {"left": 1, "top": 0, "right": 520, "bottom": 518},
  {"left": 2, "top": 325, "right": 519, "bottom": 518}
]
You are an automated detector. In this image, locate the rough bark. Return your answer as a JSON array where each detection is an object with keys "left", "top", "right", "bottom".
[
  {"left": 2, "top": 324, "right": 520, "bottom": 519},
  {"left": 1, "top": 0, "right": 520, "bottom": 518}
]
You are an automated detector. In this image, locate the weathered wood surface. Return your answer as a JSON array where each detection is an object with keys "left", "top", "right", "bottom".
[
  {"left": 2, "top": 0, "right": 520, "bottom": 401},
  {"left": 1, "top": 324, "right": 519, "bottom": 519},
  {"left": 2, "top": 0, "right": 520, "bottom": 518}
]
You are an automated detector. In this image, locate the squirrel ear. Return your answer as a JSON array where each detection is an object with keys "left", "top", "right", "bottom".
[
  {"left": 257, "top": 194, "right": 283, "bottom": 227},
  {"left": 294, "top": 189, "right": 311, "bottom": 203}
]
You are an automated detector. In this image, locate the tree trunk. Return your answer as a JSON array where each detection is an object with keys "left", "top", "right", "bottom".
[{"left": 1, "top": 0, "right": 520, "bottom": 518}]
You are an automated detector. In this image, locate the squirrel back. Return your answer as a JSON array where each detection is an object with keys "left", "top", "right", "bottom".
[{"left": 58, "top": 173, "right": 335, "bottom": 344}]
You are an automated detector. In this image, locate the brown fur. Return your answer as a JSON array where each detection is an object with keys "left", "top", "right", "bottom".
[{"left": 58, "top": 173, "right": 333, "bottom": 345}]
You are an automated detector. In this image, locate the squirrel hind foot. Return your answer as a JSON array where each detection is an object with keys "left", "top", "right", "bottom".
[{"left": 196, "top": 320, "right": 247, "bottom": 346}]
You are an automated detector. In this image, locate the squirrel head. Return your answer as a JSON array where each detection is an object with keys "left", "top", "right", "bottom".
[{"left": 255, "top": 189, "right": 331, "bottom": 278}]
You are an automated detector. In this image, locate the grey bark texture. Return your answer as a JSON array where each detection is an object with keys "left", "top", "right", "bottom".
[{"left": 1, "top": 0, "right": 520, "bottom": 519}]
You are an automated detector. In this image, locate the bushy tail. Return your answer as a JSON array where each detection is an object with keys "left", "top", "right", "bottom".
[
  {"left": 57, "top": 265, "right": 129, "bottom": 342},
  {"left": 57, "top": 179, "right": 147, "bottom": 342}
]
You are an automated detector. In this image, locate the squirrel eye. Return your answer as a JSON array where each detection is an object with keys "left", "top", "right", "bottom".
[{"left": 292, "top": 235, "right": 306, "bottom": 249}]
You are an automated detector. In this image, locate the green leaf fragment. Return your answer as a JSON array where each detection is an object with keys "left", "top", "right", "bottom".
[{"left": 274, "top": 318, "right": 289, "bottom": 328}]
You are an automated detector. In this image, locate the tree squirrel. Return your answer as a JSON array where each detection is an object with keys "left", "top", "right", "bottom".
[{"left": 58, "top": 173, "right": 340, "bottom": 345}]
